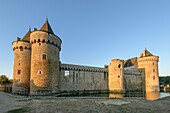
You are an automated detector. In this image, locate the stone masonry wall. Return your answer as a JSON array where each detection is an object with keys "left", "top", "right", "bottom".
[
  {"left": 30, "top": 31, "right": 61, "bottom": 94},
  {"left": 137, "top": 56, "right": 160, "bottom": 91},
  {"left": 12, "top": 41, "right": 31, "bottom": 92},
  {"left": 59, "top": 64, "right": 108, "bottom": 91},
  {"left": 124, "top": 68, "right": 145, "bottom": 91}
]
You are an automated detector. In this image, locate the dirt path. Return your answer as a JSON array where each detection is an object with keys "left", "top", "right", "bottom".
[
  {"left": 0, "top": 92, "right": 18, "bottom": 113},
  {"left": 1, "top": 92, "right": 170, "bottom": 113},
  {"left": 0, "top": 92, "right": 27, "bottom": 113}
]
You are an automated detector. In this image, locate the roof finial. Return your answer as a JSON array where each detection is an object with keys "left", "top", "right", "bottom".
[
  {"left": 46, "top": 17, "right": 48, "bottom": 22},
  {"left": 29, "top": 26, "right": 31, "bottom": 32}
]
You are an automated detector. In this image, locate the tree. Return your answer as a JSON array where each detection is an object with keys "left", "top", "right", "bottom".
[
  {"left": 0, "top": 75, "right": 11, "bottom": 84},
  {"left": 159, "top": 76, "right": 170, "bottom": 85}
]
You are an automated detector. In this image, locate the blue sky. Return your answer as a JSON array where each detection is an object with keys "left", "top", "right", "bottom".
[{"left": 0, "top": 0, "right": 170, "bottom": 78}]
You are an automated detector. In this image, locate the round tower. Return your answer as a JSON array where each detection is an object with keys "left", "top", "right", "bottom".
[
  {"left": 108, "top": 59, "right": 125, "bottom": 93},
  {"left": 30, "top": 20, "right": 62, "bottom": 95},
  {"left": 12, "top": 32, "right": 31, "bottom": 94},
  {"left": 137, "top": 49, "right": 160, "bottom": 92}
]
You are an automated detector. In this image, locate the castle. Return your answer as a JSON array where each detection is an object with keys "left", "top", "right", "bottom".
[{"left": 12, "top": 20, "right": 160, "bottom": 95}]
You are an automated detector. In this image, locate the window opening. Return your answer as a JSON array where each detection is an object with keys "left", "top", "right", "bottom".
[
  {"left": 42, "top": 54, "right": 46, "bottom": 60},
  {"left": 18, "top": 70, "right": 21, "bottom": 74},
  {"left": 20, "top": 46, "right": 23, "bottom": 51},
  {"left": 118, "top": 64, "right": 121, "bottom": 68},
  {"left": 65, "top": 70, "right": 69, "bottom": 76}
]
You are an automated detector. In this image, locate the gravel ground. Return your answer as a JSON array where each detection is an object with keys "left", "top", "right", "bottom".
[{"left": 1, "top": 92, "right": 170, "bottom": 113}]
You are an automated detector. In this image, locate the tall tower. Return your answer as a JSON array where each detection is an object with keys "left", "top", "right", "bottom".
[
  {"left": 12, "top": 30, "right": 31, "bottom": 93},
  {"left": 30, "top": 20, "right": 62, "bottom": 95},
  {"left": 108, "top": 59, "right": 125, "bottom": 93},
  {"left": 137, "top": 49, "right": 160, "bottom": 92}
]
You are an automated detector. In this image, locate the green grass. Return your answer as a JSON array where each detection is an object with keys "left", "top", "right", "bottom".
[{"left": 7, "top": 108, "right": 29, "bottom": 113}]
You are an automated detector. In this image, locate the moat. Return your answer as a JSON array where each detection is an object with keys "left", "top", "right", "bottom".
[{"left": 56, "top": 91, "right": 170, "bottom": 100}]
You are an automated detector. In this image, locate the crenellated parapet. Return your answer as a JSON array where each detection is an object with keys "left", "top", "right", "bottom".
[
  {"left": 137, "top": 56, "right": 159, "bottom": 62},
  {"left": 12, "top": 41, "right": 31, "bottom": 51},
  {"left": 30, "top": 31, "right": 61, "bottom": 51},
  {"left": 60, "top": 63, "right": 108, "bottom": 73}
]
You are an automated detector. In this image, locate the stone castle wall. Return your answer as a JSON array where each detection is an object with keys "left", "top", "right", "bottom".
[
  {"left": 124, "top": 68, "right": 145, "bottom": 91},
  {"left": 59, "top": 63, "right": 145, "bottom": 92},
  {"left": 12, "top": 21, "right": 160, "bottom": 95},
  {"left": 30, "top": 31, "right": 61, "bottom": 95},
  {"left": 59, "top": 64, "right": 108, "bottom": 91},
  {"left": 108, "top": 59, "right": 125, "bottom": 92},
  {"left": 12, "top": 41, "right": 31, "bottom": 93},
  {"left": 137, "top": 56, "right": 160, "bottom": 91}
]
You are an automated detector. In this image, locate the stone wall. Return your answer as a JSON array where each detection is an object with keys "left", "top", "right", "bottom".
[
  {"left": 108, "top": 59, "right": 125, "bottom": 92},
  {"left": 59, "top": 63, "right": 108, "bottom": 91},
  {"left": 137, "top": 56, "right": 160, "bottom": 91},
  {"left": 124, "top": 68, "right": 145, "bottom": 91},
  {"left": 30, "top": 31, "right": 61, "bottom": 95},
  {"left": 12, "top": 41, "right": 31, "bottom": 93}
]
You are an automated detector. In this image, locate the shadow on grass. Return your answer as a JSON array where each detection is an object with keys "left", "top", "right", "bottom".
[{"left": 7, "top": 108, "right": 29, "bottom": 113}]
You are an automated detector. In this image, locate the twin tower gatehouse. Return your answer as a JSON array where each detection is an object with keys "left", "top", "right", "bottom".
[{"left": 12, "top": 20, "right": 160, "bottom": 95}]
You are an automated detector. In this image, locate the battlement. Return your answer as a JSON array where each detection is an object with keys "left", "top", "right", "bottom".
[
  {"left": 137, "top": 56, "right": 159, "bottom": 62},
  {"left": 12, "top": 41, "right": 31, "bottom": 51},
  {"left": 60, "top": 63, "right": 108, "bottom": 73},
  {"left": 30, "top": 31, "right": 61, "bottom": 50}
]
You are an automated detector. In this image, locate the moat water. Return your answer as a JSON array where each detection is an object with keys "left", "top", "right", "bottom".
[{"left": 59, "top": 91, "right": 170, "bottom": 100}]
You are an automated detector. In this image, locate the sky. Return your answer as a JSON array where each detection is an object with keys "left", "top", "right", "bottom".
[{"left": 0, "top": 0, "right": 170, "bottom": 78}]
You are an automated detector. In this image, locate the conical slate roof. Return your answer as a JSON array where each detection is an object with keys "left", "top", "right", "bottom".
[
  {"left": 22, "top": 29, "right": 31, "bottom": 41},
  {"left": 140, "top": 49, "right": 153, "bottom": 57},
  {"left": 144, "top": 49, "right": 153, "bottom": 56},
  {"left": 40, "top": 19, "right": 54, "bottom": 34}
]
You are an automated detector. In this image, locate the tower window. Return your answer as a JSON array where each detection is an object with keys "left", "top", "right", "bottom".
[
  {"left": 38, "top": 71, "right": 42, "bottom": 74},
  {"left": 42, "top": 54, "right": 46, "bottom": 60},
  {"left": 118, "top": 75, "right": 120, "bottom": 78},
  {"left": 18, "top": 70, "right": 21, "bottom": 74},
  {"left": 65, "top": 70, "right": 69, "bottom": 76},
  {"left": 153, "top": 62, "right": 154, "bottom": 65},
  {"left": 153, "top": 69, "right": 155, "bottom": 72},
  {"left": 118, "top": 64, "right": 121, "bottom": 68},
  {"left": 104, "top": 72, "right": 107, "bottom": 80},
  {"left": 153, "top": 76, "right": 155, "bottom": 80},
  {"left": 20, "top": 46, "right": 23, "bottom": 51}
]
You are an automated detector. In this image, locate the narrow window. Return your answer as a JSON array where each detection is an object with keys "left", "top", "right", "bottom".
[
  {"left": 118, "top": 64, "right": 121, "bottom": 68},
  {"left": 153, "top": 69, "right": 155, "bottom": 72},
  {"left": 20, "top": 46, "right": 23, "bottom": 51},
  {"left": 104, "top": 72, "right": 107, "bottom": 80},
  {"left": 153, "top": 62, "right": 154, "bottom": 65},
  {"left": 42, "top": 54, "right": 46, "bottom": 60},
  {"left": 39, "top": 71, "right": 42, "bottom": 74},
  {"left": 153, "top": 76, "right": 155, "bottom": 80},
  {"left": 42, "top": 39, "right": 45, "bottom": 43},
  {"left": 18, "top": 70, "right": 21, "bottom": 74},
  {"left": 65, "top": 70, "right": 69, "bottom": 76},
  {"left": 118, "top": 75, "right": 120, "bottom": 78}
]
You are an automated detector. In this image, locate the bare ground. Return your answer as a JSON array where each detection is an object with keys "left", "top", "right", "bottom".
[{"left": 1, "top": 92, "right": 170, "bottom": 113}]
